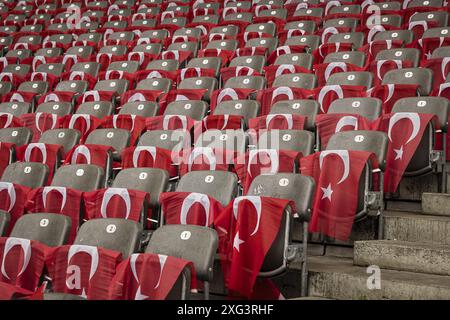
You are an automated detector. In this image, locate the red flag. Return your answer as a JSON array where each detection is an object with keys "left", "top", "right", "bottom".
[
  {"left": 145, "top": 115, "right": 198, "bottom": 131},
  {"left": 19, "top": 113, "right": 60, "bottom": 143},
  {"left": 257, "top": 87, "right": 310, "bottom": 115},
  {"left": 0, "top": 282, "right": 35, "bottom": 300},
  {"left": 0, "top": 113, "right": 23, "bottom": 129},
  {"left": 368, "top": 84, "right": 420, "bottom": 114},
  {"left": 0, "top": 182, "right": 31, "bottom": 235},
  {"left": 0, "top": 142, "right": 14, "bottom": 178},
  {"left": 249, "top": 114, "right": 306, "bottom": 131},
  {"left": 100, "top": 114, "right": 146, "bottom": 146},
  {"left": 219, "top": 66, "right": 261, "bottom": 85},
  {"left": 314, "top": 85, "right": 367, "bottom": 114},
  {"left": 210, "top": 88, "right": 255, "bottom": 113},
  {"left": 58, "top": 114, "right": 103, "bottom": 143},
  {"left": 63, "top": 144, "right": 112, "bottom": 171},
  {"left": 178, "top": 147, "right": 235, "bottom": 176},
  {"left": 264, "top": 64, "right": 312, "bottom": 87},
  {"left": 121, "top": 145, "right": 176, "bottom": 177},
  {"left": 314, "top": 62, "right": 364, "bottom": 87},
  {"left": 369, "top": 59, "right": 414, "bottom": 86}
]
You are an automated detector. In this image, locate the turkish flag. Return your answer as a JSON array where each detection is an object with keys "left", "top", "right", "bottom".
[
  {"left": 312, "top": 42, "right": 354, "bottom": 64},
  {"left": 235, "top": 149, "right": 302, "bottom": 194},
  {"left": 249, "top": 114, "right": 306, "bottom": 132},
  {"left": 2, "top": 91, "right": 38, "bottom": 104},
  {"left": 314, "top": 85, "right": 366, "bottom": 113},
  {"left": 301, "top": 150, "right": 379, "bottom": 240},
  {"left": 0, "top": 237, "right": 48, "bottom": 292},
  {"left": 219, "top": 66, "right": 261, "bottom": 86},
  {"left": 26, "top": 186, "right": 83, "bottom": 243},
  {"left": 358, "top": 39, "right": 404, "bottom": 61},
  {"left": 58, "top": 114, "right": 103, "bottom": 143},
  {"left": 135, "top": 69, "right": 179, "bottom": 85},
  {"left": 193, "top": 114, "right": 243, "bottom": 139},
  {"left": 368, "top": 84, "right": 420, "bottom": 114},
  {"left": 121, "top": 145, "right": 176, "bottom": 177},
  {"left": 372, "top": 112, "right": 437, "bottom": 193},
  {"left": 209, "top": 88, "right": 255, "bottom": 113},
  {"left": 0, "top": 113, "right": 22, "bottom": 129},
  {"left": 197, "top": 48, "right": 234, "bottom": 66},
  {"left": 101, "top": 114, "right": 146, "bottom": 146},
  {"left": 421, "top": 57, "right": 450, "bottom": 92},
  {"left": 159, "top": 89, "right": 207, "bottom": 114},
  {"left": 37, "top": 91, "right": 76, "bottom": 105},
  {"left": 76, "top": 90, "right": 115, "bottom": 105},
  {"left": 177, "top": 67, "right": 216, "bottom": 82},
  {"left": 0, "top": 282, "right": 36, "bottom": 300},
  {"left": 316, "top": 113, "right": 373, "bottom": 149},
  {"left": 266, "top": 45, "right": 307, "bottom": 65},
  {"left": 257, "top": 87, "right": 310, "bottom": 116},
  {"left": 0, "top": 182, "right": 32, "bottom": 235},
  {"left": 63, "top": 144, "right": 112, "bottom": 171},
  {"left": 264, "top": 64, "right": 312, "bottom": 87},
  {"left": 46, "top": 245, "right": 121, "bottom": 300},
  {"left": 19, "top": 113, "right": 60, "bottom": 143},
  {"left": 120, "top": 89, "right": 163, "bottom": 105},
  {"left": 160, "top": 191, "right": 224, "bottom": 227},
  {"left": 215, "top": 196, "right": 295, "bottom": 299},
  {"left": 109, "top": 253, "right": 196, "bottom": 300},
  {"left": 145, "top": 115, "right": 198, "bottom": 132},
  {"left": 314, "top": 62, "right": 364, "bottom": 87},
  {"left": 369, "top": 59, "right": 414, "bottom": 86}
]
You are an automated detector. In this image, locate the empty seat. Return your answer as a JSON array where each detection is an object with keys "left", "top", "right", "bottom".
[
  {"left": 136, "top": 78, "right": 172, "bottom": 93},
  {"left": 51, "top": 164, "right": 104, "bottom": 192},
  {"left": 55, "top": 81, "right": 88, "bottom": 94},
  {"left": 328, "top": 32, "right": 365, "bottom": 49},
  {"left": 36, "top": 102, "right": 73, "bottom": 116},
  {"left": 178, "top": 77, "right": 218, "bottom": 101},
  {"left": 328, "top": 98, "right": 382, "bottom": 121},
  {"left": 272, "top": 73, "right": 317, "bottom": 90},
  {"left": 1, "top": 162, "right": 49, "bottom": 188},
  {"left": 0, "top": 128, "right": 32, "bottom": 146},
  {"left": 0, "top": 102, "right": 31, "bottom": 117},
  {"left": 285, "top": 35, "right": 321, "bottom": 51},
  {"left": 373, "top": 30, "right": 414, "bottom": 44},
  {"left": 270, "top": 100, "right": 320, "bottom": 131},
  {"left": 76, "top": 102, "right": 114, "bottom": 119},
  {"left": 224, "top": 76, "right": 266, "bottom": 90},
  {"left": 195, "top": 129, "right": 248, "bottom": 154},
  {"left": 146, "top": 59, "right": 179, "bottom": 71},
  {"left": 94, "top": 80, "right": 129, "bottom": 95},
  {"left": 375, "top": 48, "right": 421, "bottom": 67},
  {"left": 324, "top": 51, "right": 366, "bottom": 68},
  {"left": 164, "top": 101, "right": 208, "bottom": 121},
  {"left": 214, "top": 100, "right": 260, "bottom": 125},
  {"left": 138, "top": 130, "right": 190, "bottom": 153},
  {"left": 326, "top": 72, "right": 373, "bottom": 88},
  {"left": 85, "top": 129, "right": 130, "bottom": 158},
  {"left": 119, "top": 101, "right": 159, "bottom": 117},
  {"left": 229, "top": 56, "right": 266, "bottom": 73},
  {"left": 382, "top": 68, "right": 433, "bottom": 95},
  {"left": 275, "top": 53, "right": 313, "bottom": 70},
  {"left": 38, "top": 129, "right": 81, "bottom": 158},
  {"left": 256, "top": 130, "right": 315, "bottom": 155}
]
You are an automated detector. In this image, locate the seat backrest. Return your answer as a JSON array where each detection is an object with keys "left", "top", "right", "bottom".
[
  {"left": 382, "top": 68, "right": 433, "bottom": 95},
  {"left": 195, "top": 129, "right": 248, "bottom": 154},
  {"left": 432, "top": 46, "right": 450, "bottom": 58},
  {"left": 38, "top": 129, "right": 81, "bottom": 157},
  {"left": 132, "top": 43, "right": 162, "bottom": 56},
  {"left": 138, "top": 130, "right": 189, "bottom": 152},
  {"left": 257, "top": 130, "right": 315, "bottom": 155},
  {"left": 93, "top": 79, "right": 129, "bottom": 95},
  {"left": 326, "top": 71, "right": 373, "bottom": 88},
  {"left": 410, "top": 11, "right": 448, "bottom": 27},
  {"left": 328, "top": 98, "right": 382, "bottom": 121},
  {"left": 375, "top": 48, "right": 421, "bottom": 67},
  {"left": 224, "top": 76, "right": 266, "bottom": 90},
  {"left": 272, "top": 73, "right": 317, "bottom": 90},
  {"left": 17, "top": 81, "right": 49, "bottom": 94},
  {"left": 0, "top": 82, "right": 12, "bottom": 97},
  {"left": 205, "top": 39, "right": 239, "bottom": 51},
  {"left": 112, "top": 168, "right": 169, "bottom": 206},
  {"left": 36, "top": 63, "right": 65, "bottom": 76},
  {"left": 326, "top": 130, "right": 388, "bottom": 170},
  {"left": 374, "top": 30, "right": 414, "bottom": 44},
  {"left": 229, "top": 56, "right": 266, "bottom": 73},
  {"left": 146, "top": 59, "right": 179, "bottom": 71},
  {"left": 136, "top": 78, "right": 172, "bottom": 93},
  {"left": 0, "top": 127, "right": 32, "bottom": 146},
  {"left": 36, "top": 102, "right": 73, "bottom": 116},
  {"left": 186, "top": 57, "right": 222, "bottom": 75},
  {"left": 85, "top": 129, "right": 130, "bottom": 154},
  {"left": 423, "top": 27, "right": 450, "bottom": 39},
  {"left": 51, "top": 164, "right": 104, "bottom": 191},
  {"left": 392, "top": 97, "right": 450, "bottom": 132},
  {"left": 270, "top": 100, "right": 319, "bottom": 131},
  {"left": 176, "top": 170, "right": 238, "bottom": 207},
  {"left": 328, "top": 32, "right": 365, "bottom": 49},
  {"left": 164, "top": 101, "right": 208, "bottom": 121},
  {"left": 71, "top": 62, "right": 101, "bottom": 77},
  {"left": 10, "top": 213, "right": 71, "bottom": 247},
  {"left": 214, "top": 100, "right": 260, "bottom": 123},
  {"left": 74, "top": 218, "right": 142, "bottom": 258},
  {"left": 76, "top": 101, "right": 114, "bottom": 119},
  {"left": 275, "top": 53, "right": 313, "bottom": 69},
  {"left": 324, "top": 17, "right": 359, "bottom": 30},
  {"left": 55, "top": 80, "right": 88, "bottom": 94},
  {"left": 245, "top": 37, "right": 278, "bottom": 54},
  {"left": 1, "top": 162, "right": 49, "bottom": 188},
  {"left": 145, "top": 225, "right": 218, "bottom": 282},
  {"left": 178, "top": 77, "right": 218, "bottom": 101},
  {"left": 0, "top": 211, "right": 9, "bottom": 236},
  {"left": 324, "top": 51, "right": 366, "bottom": 68}
]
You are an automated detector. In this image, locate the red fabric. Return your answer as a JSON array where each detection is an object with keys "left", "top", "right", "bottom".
[
  {"left": 19, "top": 113, "right": 60, "bottom": 143},
  {"left": 159, "top": 49, "right": 191, "bottom": 64},
  {"left": 120, "top": 89, "right": 163, "bottom": 105},
  {"left": 421, "top": 57, "right": 450, "bottom": 92},
  {"left": 193, "top": 114, "right": 243, "bottom": 138},
  {"left": 109, "top": 253, "right": 196, "bottom": 300},
  {"left": 121, "top": 146, "right": 176, "bottom": 177},
  {"left": 301, "top": 150, "right": 378, "bottom": 240},
  {"left": 369, "top": 59, "right": 414, "bottom": 86},
  {"left": 314, "top": 85, "right": 367, "bottom": 113},
  {"left": 26, "top": 186, "right": 83, "bottom": 244},
  {"left": 0, "top": 142, "right": 13, "bottom": 178},
  {"left": 316, "top": 113, "right": 374, "bottom": 149},
  {"left": 314, "top": 62, "right": 364, "bottom": 87},
  {"left": 372, "top": 113, "right": 437, "bottom": 193},
  {"left": 135, "top": 69, "right": 178, "bottom": 85},
  {"left": 359, "top": 40, "right": 404, "bottom": 61},
  {"left": 37, "top": 91, "right": 75, "bottom": 105},
  {"left": 75, "top": 90, "right": 115, "bottom": 105},
  {"left": 0, "top": 183, "right": 31, "bottom": 235},
  {"left": 177, "top": 67, "right": 216, "bottom": 82},
  {"left": 0, "top": 237, "right": 48, "bottom": 292},
  {"left": 16, "top": 143, "right": 61, "bottom": 184},
  {"left": 145, "top": 115, "right": 198, "bottom": 131},
  {"left": 58, "top": 115, "right": 103, "bottom": 143},
  {"left": 368, "top": 84, "right": 420, "bottom": 114},
  {"left": 197, "top": 48, "right": 234, "bottom": 65},
  {"left": 160, "top": 191, "right": 224, "bottom": 227},
  {"left": 63, "top": 144, "right": 112, "bottom": 171},
  {"left": 264, "top": 64, "right": 312, "bottom": 87},
  {"left": 235, "top": 149, "right": 302, "bottom": 194},
  {"left": 83, "top": 187, "right": 150, "bottom": 222},
  {"left": 266, "top": 45, "right": 307, "bottom": 65},
  {"left": 0, "top": 113, "right": 22, "bottom": 129},
  {"left": 0, "top": 282, "right": 36, "bottom": 300},
  {"left": 257, "top": 87, "right": 310, "bottom": 116},
  {"left": 100, "top": 114, "right": 146, "bottom": 146},
  {"left": 220, "top": 66, "right": 261, "bottom": 85},
  {"left": 313, "top": 42, "right": 354, "bottom": 64},
  {"left": 2, "top": 91, "right": 37, "bottom": 103},
  {"left": 210, "top": 88, "right": 255, "bottom": 113},
  {"left": 215, "top": 196, "right": 294, "bottom": 298},
  {"left": 46, "top": 245, "right": 121, "bottom": 300},
  {"left": 249, "top": 114, "right": 306, "bottom": 132},
  {"left": 178, "top": 147, "right": 234, "bottom": 176},
  {"left": 159, "top": 89, "right": 207, "bottom": 114}
]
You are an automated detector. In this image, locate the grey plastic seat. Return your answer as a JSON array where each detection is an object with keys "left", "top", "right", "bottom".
[
  {"left": 17, "top": 81, "right": 49, "bottom": 94},
  {"left": 328, "top": 98, "right": 382, "bottom": 121},
  {"left": 367, "top": 14, "right": 402, "bottom": 28},
  {"left": 142, "top": 29, "right": 170, "bottom": 42},
  {"left": 0, "top": 211, "right": 9, "bottom": 236},
  {"left": 71, "top": 62, "right": 101, "bottom": 78},
  {"left": 136, "top": 78, "right": 172, "bottom": 93},
  {"left": 245, "top": 37, "right": 278, "bottom": 54},
  {"left": 410, "top": 11, "right": 448, "bottom": 27},
  {"left": 326, "top": 71, "right": 373, "bottom": 88},
  {"left": 99, "top": 45, "right": 128, "bottom": 56},
  {"left": 324, "top": 51, "right": 366, "bottom": 68},
  {"left": 74, "top": 218, "right": 142, "bottom": 258},
  {"left": 272, "top": 73, "right": 317, "bottom": 90},
  {"left": 132, "top": 43, "right": 163, "bottom": 56},
  {"left": 270, "top": 100, "right": 320, "bottom": 131},
  {"left": 5, "top": 49, "right": 32, "bottom": 60},
  {"left": 145, "top": 224, "right": 218, "bottom": 299},
  {"left": 432, "top": 46, "right": 450, "bottom": 58},
  {"left": 21, "top": 25, "right": 44, "bottom": 33},
  {"left": 36, "top": 102, "right": 72, "bottom": 117},
  {"left": 0, "top": 127, "right": 32, "bottom": 146},
  {"left": 285, "top": 35, "right": 321, "bottom": 51},
  {"left": 294, "top": 7, "right": 323, "bottom": 18},
  {"left": 205, "top": 40, "right": 239, "bottom": 51},
  {"left": 192, "top": 14, "right": 219, "bottom": 25},
  {"left": 173, "top": 28, "right": 203, "bottom": 39},
  {"left": 324, "top": 18, "right": 359, "bottom": 31},
  {"left": 328, "top": 32, "right": 365, "bottom": 49},
  {"left": 229, "top": 56, "right": 266, "bottom": 74},
  {"left": 138, "top": 130, "right": 189, "bottom": 153},
  {"left": 375, "top": 48, "right": 421, "bottom": 67},
  {"left": 39, "top": 129, "right": 81, "bottom": 157},
  {"left": 371, "top": 1, "right": 401, "bottom": 11},
  {"left": 48, "top": 34, "right": 73, "bottom": 45},
  {"left": 195, "top": 129, "right": 248, "bottom": 154},
  {"left": 55, "top": 81, "right": 88, "bottom": 94},
  {"left": 284, "top": 20, "right": 316, "bottom": 34},
  {"left": 224, "top": 76, "right": 266, "bottom": 90},
  {"left": 76, "top": 101, "right": 114, "bottom": 119},
  {"left": 209, "top": 25, "right": 239, "bottom": 37},
  {"left": 0, "top": 102, "right": 31, "bottom": 117},
  {"left": 374, "top": 30, "right": 414, "bottom": 44},
  {"left": 36, "top": 63, "right": 65, "bottom": 77},
  {"left": 407, "top": 0, "right": 443, "bottom": 8},
  {"left": 274, "top": 53, "right": 313, "bottom": 70},
  {"left": 94, "top": 79, "right": 129, "bottom": 95},
  {"left": 51, "top": 164, "right": 104, "bottom": 192},
  {"left": 214, "top": 100, "right": 260, "bottom": 125},
  {"left": 223, "top": 12, "right": 253, "bottom": 23},
  {"left": 0, "top": 82, "right": 12, "bottom": 98},
  {"left": 107, "top": 61, "right": 140, "bottom": 73},
  {"left": 258, "top": 8, "right": 287, "bottom": 19},
  {"left": 146, "top": 59, "right": 179, "bottom": 71},
  {"left": 423, "top": 27, "right": 450, "bottom": 40},
  {"left": 119, "top": 101, "right": 159, "bottom": 117},
  {"left": 178, "top": 77, "right": 218, "bottom": 101},
  {"left": 164, "top": 101, "right": 208, "bottom": 121},
  {"left": 85, "top": 129, "right": 130, "bottom": 157},
  {"left": 382, "top": 68, "right": 433, "bottom": 95},
  {"left": 167, "top": 41, "right": 198, "bottom": 57},
  {"left": 1, "top": 162, "right": 49, "bottom": 188},
  {"left": 161, "top": 17, "right": 187, "bottom": 27},
  {"left": 66, "top": 45, "right": 94, "bottom": 58},
  {"left": 329, "top": 4, "right": 361, "bottom": 14},
  {"left": 186, "top": 57, "right": 222, "bottom": 76},
  {"left": 77, "top": 32, "right": 102, "bottom": 43},
  {"left": 3, "top": 64, "right": 30, "bottom": 76},
  {"left": 176, "top": 170, "right": 238, "bottom": 207},
  {"left": 256, "top": 130, "right": 315, "bottom": 155},
  {"left": 108, "top": 31, "right": 135, "bottom": 42},
  {"left": 10, "top": 213, "right": 71, "bottom": 247},
  {"left": 43, "top": 293, "right": 85, "bottom": 300},
  {"left": 17, "top": 35, "right": 42, "bottom": 45}
]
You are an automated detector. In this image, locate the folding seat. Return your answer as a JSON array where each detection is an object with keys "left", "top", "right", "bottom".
[
  {"left": 407, "top": 0, "right": 443, "bottom": 8},
  {"left": 93, "top": 79, "right": 129, "bottom": 96},
  {"left": 270, "top": 100, "right": 319, "bottom": 132},
  {"left": 329, "top": 4, "right": 361, "bottom": 14},
  {"left": 272, "top": 73, "right": 317, "bottom": 90},
  {"left": 192, "top": 14, "right": 220, "bottom": 24},
  {"left": 284, "top": 21, "right": 316, "bottom": 34},
  {"left": 375, "top": 48, "right": 421, "bottom": 68},
  {"left": 35, "top": 64, "right": 65, "bottom": 78},
  {"left": 186, "top": 57, "right": 222, "bottom": 76},
  {"left": 0, "top": 26, "right": 17, "bottom": 34},
  {"left": 1, "top": 162, "right": 49, "bottom": 189},
  {"left": 223, "top": 12, "right": 253, "bottom": 24},
  {"left": 209, "top": 26, "right": 239, "bottom": 37},
  {"left": 196, "top": 1, "right": 220, "bottom": 11},
  {"left": 323, "top": 18, "right": 359, "bottom": 31},
  {"left": 36, "top": 48, "right": 63, "bottom": 59},
  {"left": 422, "top": 27, "right": 450, "bottom": 40},
  {"left": 274, "top": 53, "right": 313, "bottom": 70},
  {"left": 5, "top": 49, "right": 32, "bottom": 61},
  {"left": 142, "top": 30, "right": 170, "bottom": 43},
  {"left": 167, "top": 41, "right": 199, "bottom": 57},
  {"left": 119, "top": 101, "right": 160, "bottom": 118},
  {"left": 98, "top": 45, "right": 128, "bottom": 57},
  {"left": 285, "top": 35, "right": 321, "bottom": 51},
  {"left": 107, "top": 61, "right": 140, "bottom": 74},
  {"left": 85, "top": 128, "right": 130, "bottom": 160},
  {"left": 138, "top": 130, "right": 190, "bottom": 153},
  {"left": 326, "top": 71, "right": 373, "bottom": 89},
  {"left": 55, "top": 81, "right": 89, "bottom": 95},
  {"left": 0, "top": 102, "right": 31, "bottom": 117},
  {"left": 254, "top": 129, "right": 314, "bottom": 156},
  {"left": 431, "top": 46, "right": 450, "bottom": 58},
  {"left": 367, "top": 15, "right": 403, "bottom": 28},
  {"left": 328, "top": 98, "right": 382, "bottom": 121},
  {"left": 382, "top": 68, "right": 433, "bottom": 95},
  {"left": 373, "top": 30, "right": 414, "bottom": 44},
  {"left": 224, "top": 76, "right": 266, "bottom": 90},
  {"left": 73, "top": 218, "right": 142, "bottom": 258},
  {"left": 132, "top": 43, "right": 163, "bottom": 56},
  {"left": 66, "top": 46, "right": 95, "bottom": 58},
  {"left": 47, "top": 34, "right": 74, "bottom": 46},
  {"left": 39, "top": 129, "right": 81, "bottom": 158},
  {"left": 108, "top": 31, "right": 135, "bottom": 43},
  {"left": 258, "top": 8, "right": 288, "bottom": 20},
  {"left": 195, "top": 129, "right": 248, "bottom": 155},
  {"left": 0, "top": 127, "right": 32, "bottom": 146},
  {"left": 131, "top": 18, "right": 157, "bottom": 28},
  {"left": 47, "top": 23, "right": 69, "bottom": 33},
  {"left": 146, "top": 59, "right": 179, "bottom": 72},
  {"left": 205, "top": 39, "right": 239, "bottom": 51},
  {"left": 51, "top": 164, "right": 104, "bottom": 192},
  {"left": 245, "top": 173, "right": 315, "bottom": 296},
  {"left": 213, "top": 100, "right": 260, "bottom": 128},
  {"left": 103, "top": 20, "right": 129, "bottom": 30},
  {"left": 164, "top": 101, "right": 208, "bottom": 121},
  {"left": 174, "top": 28, "right": 203, "bottom": 39},
  {"left": 329, "top": 32, "right": 366, "bottom": 50},
  {"left": 35, "top": 102, "right": 73, "bottom": 117},
  {"left": 16, "top": 35, "right": 42, "bottom": 47},
  {"left": 323, "top": 51, "right": 366, "bottom": 68},
  {"left": 245, "top": 23, "right": 276, "bottom": 37},
  {"left": 109, "top": 8, "right": 133, "bottom": 17},
  {"left": 410, "top": 11, "right": 448, "bottom": 28},
  {"left": 77, "top": 32, "right": 103, "bottom": 44},
  {"left": 225, "top": 0, "right": 252, "bottom": 9},
  {"left": 136, "top": 78, "right": 172, "bottom": 93},
  {"left": 161, "top": 17, "right": 187, "bottom": 28},
  {"left": 76, "top": 101, "right": 114, "bottom": 119},
  {"left": 178, "top": 77, "right": 218, "bottom": 102},
  {"left": 16, "top": 82, "right": 49, "bottom": 96},
  {"left": 293, "top": 7, "right": 323, "bottom": 18},
  {"left": 3, "top": 64, "right": 30, "bottom": 76},
  {"left": 9, "top": 214, "right": 71, "bottom": 247},
  {"left": 245, "top": 37, "right": 278, "bottom": 54}
]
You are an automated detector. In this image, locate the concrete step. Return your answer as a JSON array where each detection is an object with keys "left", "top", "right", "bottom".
[
  {"left": 422, "top": 192, "right": 450, "bottom": 216},
  {"left": 383, "top": 211, "right": 450, "bottom": 245},
  {"left": 354, "top": 240, "right": 450, "bottom": 276},
  {"left": 302, "top": 256, "right": 450, "bottom": 300}
]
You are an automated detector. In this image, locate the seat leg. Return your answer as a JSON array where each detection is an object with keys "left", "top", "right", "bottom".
[
  {"left": 300, "top": 221, "right": 309, "bottom": 297},
  {"left": 204, "top": 281, "right": 210, "bottom": 300}
]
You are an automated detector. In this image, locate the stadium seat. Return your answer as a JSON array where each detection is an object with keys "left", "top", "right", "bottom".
[
  {"left": 38, "top": 129, "right": 81, "bottom": 158},
  {"left": 382, "top": 68, "right": 433, "bottom": 95},
  {"left": 1, "top": 162, "right": 49, "bottom": 188},
  {"left": 270, "top": 100, "right": 320, "bottom": 131},
  {"left": 256, "top": 130, "right": 315, "bottom": 156},
  {"left": 195, "top": 129, "right": 248, "bottom": 154},
  {"left": 51, "top": 164, "right": 104, "bottom": 192},
  {"left": 328, "top": 98, "right": 383, "bottom": 120},
  {"left": 164, "top": 101, "right": 208, "bottom": 121},
  {"left": 119, "top": 101, "right": 159, "bottom": 118},
  {"left": 0, "top": 128, "right": 32, "bottom": 146}
]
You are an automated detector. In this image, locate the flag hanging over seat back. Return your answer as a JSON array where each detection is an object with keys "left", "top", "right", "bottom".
[{"left": 0, "top": 182, "right": 32, "bottom": 235}]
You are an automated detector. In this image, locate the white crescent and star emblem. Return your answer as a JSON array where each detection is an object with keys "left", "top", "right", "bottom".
[{"left": 387, "top": 112, "right": 421, "bottom": 161}]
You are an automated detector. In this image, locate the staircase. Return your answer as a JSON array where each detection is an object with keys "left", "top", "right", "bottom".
[{"left": 286, "top": 174, "right": 450, "bottom": 300}]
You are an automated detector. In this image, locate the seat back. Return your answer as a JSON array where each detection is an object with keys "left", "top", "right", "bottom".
[
  {"left": 74, "top": 218, "right": 142, "bottom": 258},
  {"left": 1, "top": 162, "right": 49, "bottom": 188},
  {"left": 10, "top": 213, "right": 71, "bottom": 247},
  {"left": 270, "top": 100, "right": 319, "bottom": 131},
  {"left": 137, "top": 130, "right": 189, "bottom": 152},
  {"left": 257, "top": 130, "right": 315, "bottom": 155},
  {"left": 119, "top": 101, "right": 159, "bottom": 117},
  {"left": 214, "top": 100, "right": 260, "bottom": 124},
  {"left": 274, "top": 53, "right": 313, "bottom": 69},
  {"left": 178, "top": 77, "right": 218, "bottom": 101},
  {"left": 382, "top": 68, "right": 433, "bottom": 95},
  {"left": 328, "top": 98, "right": 382, "bottom": 121},
  {"left": 326, "top": 71, "right": 373, "bottom": 88},
  {"left": 38, "top": 129, "right": 81, "bottom": 157},
  {"left": 0, "top": 128, "right": 32, "bottom": 146},
  {"left": 85, "top": 129, "right": 130, "bottom": 154},
  {"left": 195, "top": 129, "right": 248, "bottom": 154},
  {"left": 51, "top": 164, "right": 104, "bottom": 191},
  {"left": 164, "top": 101, "right": 208, "bottom": 121},
  {"left": 145, "top": 224, "right": 218, "bottom": 282},
  {"left": 76, "top": 101, "right": 114, "bottom": 118},
  {"left": 36, "top": 102, "right": 73, "bottom": 116},
  {"left": 324, "top": 51, "right": 366, "bottom": 68},
  {"left": 375, "top": 48, "right": 421, "bottom": 67},
  {"left": 272, "top": 73, "right": 317, "bottom": 90},
  {"left": 224, "top": 76, "right": 266, "bottom": 90}
]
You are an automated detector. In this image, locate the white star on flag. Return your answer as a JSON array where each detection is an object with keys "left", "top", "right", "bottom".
[
  {"left": 321, "top": 183, "right": 333, "bottom": 201},
  {"left": 233, "top": 232, "right": 245, "bottom": 252},
  {"left": 134, "top": 286, "right": 149, "bottom": 300},
  {"left": 394, "top": 145, "right": 404, "bottom": 160}
]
